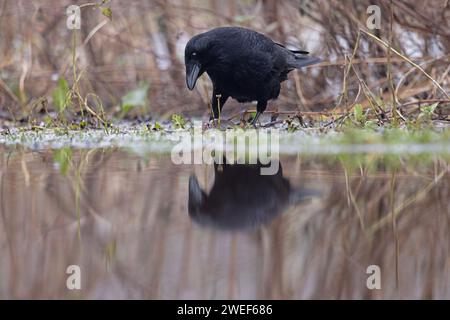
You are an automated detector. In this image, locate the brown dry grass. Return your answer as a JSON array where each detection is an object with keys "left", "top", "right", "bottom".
[{"left": 0, "top": 0, "right": 449, "bottom": 124}]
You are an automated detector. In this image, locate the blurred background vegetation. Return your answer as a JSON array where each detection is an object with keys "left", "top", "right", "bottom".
[{"left": 0, "top": 0, "right": 449, "bottom": 124}]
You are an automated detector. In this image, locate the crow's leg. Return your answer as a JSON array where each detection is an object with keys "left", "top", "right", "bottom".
[
  {"left": 210, "top": 91, "right": 229, "bottom": 120},
  {"left": 251, "top": 100, "right": 267, "bottom": 127},
  {"left": 250, "top": 112, "right": 262, "bottom": 127}
]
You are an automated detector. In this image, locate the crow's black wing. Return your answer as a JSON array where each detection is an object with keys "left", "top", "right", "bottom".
[
  {"left": 248, "top": 34, "right": 321, "bottom": 70},
  {"left": 231, "top": 50, "right": 275, "bottom": 86},
  {"left": 275, "top": 42, "right": 309, "bottom": 55}
]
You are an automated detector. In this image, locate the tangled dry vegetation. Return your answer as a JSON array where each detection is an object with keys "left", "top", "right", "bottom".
[{"left": 0, "top": 0, "right": 449, "bottom": 129}]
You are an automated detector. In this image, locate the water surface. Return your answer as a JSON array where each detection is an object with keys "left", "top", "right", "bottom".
[{"left": 0, "top": 146, "right": 449, "bottom": 299}]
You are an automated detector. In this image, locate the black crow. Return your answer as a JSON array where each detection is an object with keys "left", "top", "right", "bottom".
[
  {"left": 188, "top": 160, "right": 321, "bottom": 231},
  {"left": 188, "top": 161, "right": 290, "bottom": 230},
  {"left": 184, "top": 26, "right": 321, "bottom": 125}
]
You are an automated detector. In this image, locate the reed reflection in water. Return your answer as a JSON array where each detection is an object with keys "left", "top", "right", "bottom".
[{"left": 0, "top": 146, "right": 449, "bottom": 299}]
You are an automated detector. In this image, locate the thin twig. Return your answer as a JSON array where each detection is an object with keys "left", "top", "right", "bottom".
[{"left": 360, "top": 29, "right": 450, "bottom": 100}]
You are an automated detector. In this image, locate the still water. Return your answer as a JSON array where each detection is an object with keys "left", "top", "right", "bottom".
[{"left": 0, "top": 146, "right": 449, "bottom": 299}]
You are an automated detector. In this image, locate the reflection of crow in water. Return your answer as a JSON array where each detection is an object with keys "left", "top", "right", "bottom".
[{"left": 188, "top": 161, "right": 318, "bottom": 230}]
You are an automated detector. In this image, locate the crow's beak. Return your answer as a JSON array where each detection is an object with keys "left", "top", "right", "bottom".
[
  {"left": 188, "top": 174, "right": 206, "bottom": 215},
  {"left": 186, "top": 63, "right": 201, "bottom": 90}
]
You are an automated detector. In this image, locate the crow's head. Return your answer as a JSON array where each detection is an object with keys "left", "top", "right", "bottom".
[{"left": 184, "top": 34, "right": 215, "bottom": 90}]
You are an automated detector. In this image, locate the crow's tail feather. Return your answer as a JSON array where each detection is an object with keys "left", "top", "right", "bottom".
[
  {"left": 289, "top": 49, "right": 310, "bottom": 55},
  {"left": 291, "top": 55, "right": 322, "bottom": 69},
  {"left": 275, "top": 42, "right": 310, "bottom": 55},
  {"left": 276, "top": 42, "right": 322, "bottom": 68}
]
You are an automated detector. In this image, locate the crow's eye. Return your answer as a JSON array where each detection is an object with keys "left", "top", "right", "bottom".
[{"left": 191, "top": 52, "right": 197, "bottom": 58}]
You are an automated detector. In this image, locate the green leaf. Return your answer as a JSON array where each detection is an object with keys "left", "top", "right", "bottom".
[
  {"left": 53, "top": 148, "right": 72, "bottom": 176},
  {"left": 171, "top": 114, "right": 186, "bottom": 129},
  {"left": 353, "top": 104, "right": 364, "bottom": 122},
  {"left": 153, "top": 122, "right": 162, "bottom": 131},
  {"left": 420, "top": 102, "right": 439, "bottom": 116},
  {"left": 52, "top": 78, "right": 69, "bottom": 112},
  {"left": 364, "top": 120, "right": 378, "bottom": 130},
  {"left": 417, "top": 103, "right": 439, "bottom": 125},
  {"left": 101, "top": 7, "right": 112, "bottom": 20},
  {"left": 121, "top": 83, "right": 149, "bottom": 114}
]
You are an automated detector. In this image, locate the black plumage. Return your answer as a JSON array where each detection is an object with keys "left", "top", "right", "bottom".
[
  {"left": 184, "top": 27, "right": 321, "bottom": 125},
  {"left": 188, "top": 162, "right": 290, "bottom": 230},
  {"left": 188, "top": 160, "right": 321, "bottom": 230}
]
